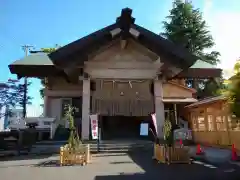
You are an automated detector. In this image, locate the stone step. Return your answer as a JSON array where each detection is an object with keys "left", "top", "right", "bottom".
[
  {"left": 33, "top": 140, "right": 153, "bottom": 146},
  {"left": 31, "top": 144, "right": 153, "bottom": 150},
  {"left": 30, "top": 141, "right": 153, "bottom": 154},
  {"left": 30, "top": 145, "right": 152, "bottom": 155}
]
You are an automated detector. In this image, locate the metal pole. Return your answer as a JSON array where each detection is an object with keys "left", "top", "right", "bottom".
[
  {"left": 23, "top": 77, "right": 27, "bottom": 118},
  {"left": 97, "top": 115, "right": 101, "bottom": 152}
]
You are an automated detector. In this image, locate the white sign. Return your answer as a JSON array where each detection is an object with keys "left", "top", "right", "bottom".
[
  {"left": 140, "top": 123, "right": 149, "bottom": 136},
  {"left": 90, "top": 114, "right": 98, "bottom": 140},
  {"left": 174, "top": 128, "right": 192, "bottom": 140}
]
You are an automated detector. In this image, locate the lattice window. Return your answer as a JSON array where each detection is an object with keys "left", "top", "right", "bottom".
[
  {"left": 198, "top": 116, "right": 205, "bottom": 131},
  {"left": 216, "top": 116, "right": 224, "bottom": 131},
  {"left": 208, "top": 115, "right": 214, "bottom": 131},
  {"left": 192, "top": 115, "right": 198, "bottom": 131}
]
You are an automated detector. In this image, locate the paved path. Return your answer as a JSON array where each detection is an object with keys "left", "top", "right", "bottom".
[
  {"left": 0, "top": 152, "right": 239, "bottom": 180},
  {"left": 188, "top": 145, "right": 232, "bottom": 163}
]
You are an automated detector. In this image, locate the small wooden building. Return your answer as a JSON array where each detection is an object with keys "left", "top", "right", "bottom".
[{"left": 185, "top": 96, "right": 240, "bottom": 150}]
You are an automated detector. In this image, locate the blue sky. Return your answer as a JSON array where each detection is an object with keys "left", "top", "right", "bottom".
[{"left": 1, "top": 0, "right": 240, "bottom": 110}]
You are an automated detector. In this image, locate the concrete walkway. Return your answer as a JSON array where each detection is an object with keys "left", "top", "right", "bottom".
[{"left": 1, "top": 151, "right": 239, "bottom": 180}]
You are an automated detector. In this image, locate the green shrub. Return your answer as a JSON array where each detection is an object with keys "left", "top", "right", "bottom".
[
  {"left": 64, "top": 105, "right": 81, "bottom": 150},
  {"left": 163, "top": 115, "right": 173, "bottom": 147}
]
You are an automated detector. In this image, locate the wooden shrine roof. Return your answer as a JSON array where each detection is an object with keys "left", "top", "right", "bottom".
[{"left": 9, "top": 8, "right": 221, "bottom": 79}]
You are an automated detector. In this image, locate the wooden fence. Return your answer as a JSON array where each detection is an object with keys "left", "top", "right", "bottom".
[
  {"left": 154, "top": 144, "right": 190, "bottom": 164},
  {"left": 192, "top": 130, "right": 240, "bottom": 150},
  {"left": 60, "top": 144, "right": 90, "bottom": 166},
  {"left": 186, "top": 99, "right": 240, "bottom": 150}
]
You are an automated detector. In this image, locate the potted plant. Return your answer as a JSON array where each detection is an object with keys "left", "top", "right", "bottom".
[
  {"left": 163, "top": 113, "right": 173, "bottom": 147},
  {"left": 162, "top": 112, "right": 174, "bottom": 163},
  {"left": 64, "top": 105, "right": 82, "bottom": 151}
]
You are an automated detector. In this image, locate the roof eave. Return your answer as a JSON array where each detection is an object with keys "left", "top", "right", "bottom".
[
  {"left": 8, "top": 64, "right": 64, "bottom": 78},
  {"left": 49, "top": 23, "right": 120, "bottom": 67},
  {"left": 131, "top": 24, "right": 198, "bottom": 69}
]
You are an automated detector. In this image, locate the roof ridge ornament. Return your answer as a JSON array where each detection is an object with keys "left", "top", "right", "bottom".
[{"left": 116, "top": 8, "right": 135, "bottom": 40}]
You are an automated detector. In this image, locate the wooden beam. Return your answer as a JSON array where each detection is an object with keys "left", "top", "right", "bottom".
[
  {"left": 129, "top": 28, "right": 140, "bottom": 38},
  {"left": 120, "top": 39, "right": 127, "bottom": 49},
  {"left": 110, "top": 28, "right": 121, "bottom": 38},
  {"left": 175, "top": 68, "right": 222, "bottom": 79}
]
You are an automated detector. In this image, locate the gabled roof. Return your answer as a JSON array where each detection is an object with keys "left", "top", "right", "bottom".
[
  {"left": 185, "top": 95, "right": 227, "bottom": 108},
  {"left": 167, "top": 81, "right": 197, "bottom": 93},
  {"left": 190, "top": 60, "right": 217, "bottom": 69},
  {"left": 8, "top": 53, "right": 64, "bottom": 78},
  {"left": 49, "top": 8, "right": 198, "bottom": 69},
  {"left": 11, "top": 53, "right": 53, "bottom": 66},
  {"left": 9, "top": 8, "right": 221, "bottom": 79}
]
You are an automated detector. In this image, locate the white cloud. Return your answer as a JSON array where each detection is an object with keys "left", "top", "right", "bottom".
[{"left": 202, "top": 0, "right": 240, "bottom": 77}]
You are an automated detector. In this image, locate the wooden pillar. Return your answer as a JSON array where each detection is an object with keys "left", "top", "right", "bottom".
[
  {"left": 223, "top": 114, "right": 229, "bottom": 131},
  {"left": 204, "top": 108, "right": 209, "bottom": 131},
  {"left": 212, "top": 115, "right": 217, "bottom": 131},
  {"left": 174, "top": 104, "right": 178, "bottom": 125},
  {"left": 192, "top": 79, "right": 198, "bottom": 89},
  {"left": 43, "top": 95, "right": 48, "bottom": 117},
  {"left": 82, "top": 79, "right": 90, "bottom": 140},
  {"left": 154, "top": 79, "right": 165, "bottom": 139},
  {"left": 196, "top": 111, "right": 200, "bottom": 131}
]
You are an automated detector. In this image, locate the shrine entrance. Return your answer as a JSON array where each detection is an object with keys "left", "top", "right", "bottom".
[
  {"left": 91, "top": 79, "right": 155, "bottom": 140},
  {"left": 101, "top": 116, "right": 152, "bottom": 140}
]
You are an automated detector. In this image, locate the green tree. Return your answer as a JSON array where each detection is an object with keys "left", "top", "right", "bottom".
[
  {"left": 38, "top": 45, "right": 60, "bottom": 99},
  {"left": 162, "top": 0, "right": 220, "bottom": 65},
  {"left": 196, "top": 77, "right": 227, "bottom": 99},
  {"left": 225, "top": 60, "right": 240, "bottom": 118},
  {"left": 162, "top": 0, "right": 221, "bottom": 98},
  {"left": 0, "top": 79, "right": 32, "bottom": 118}
]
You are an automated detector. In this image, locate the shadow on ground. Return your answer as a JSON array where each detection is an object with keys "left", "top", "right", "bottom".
[
  {"left": 110, "top": 161, "right": 133, "bottom": 165},
  {"left": 0, "top": 153, "right": 54, "bottom": 162},
  {"left": 34, "top": 160, "right": 61, "bottom": 167},
  {"left": 93, "top": 153, "right": 129, "bottom": 157},
  {"left": 95, "top": 151, "right": 240, "bottom": 180},
  {"left": 0, "top": 154, "right": 57, "bottom": 168}
]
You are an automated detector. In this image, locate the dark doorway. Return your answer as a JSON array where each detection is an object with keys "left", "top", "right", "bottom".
[{"left": 101, "top": 116, "right": 154, "bottom": 140}]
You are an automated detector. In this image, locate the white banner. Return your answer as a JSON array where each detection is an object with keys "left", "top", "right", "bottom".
[
  {"left": 151, "top": 113, "right": 158, "bottom": 135},
  {"left": 90, "top": 114, "right": 98, "bottom": 140}
]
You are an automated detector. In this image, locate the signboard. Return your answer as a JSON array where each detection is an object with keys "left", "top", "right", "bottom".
[
  {"left": 140, "top": 123, "right": 149, "bottom": 136},
  {"left": 90, "top": 114, "right": 98, "bottom": 140},
  {"left": 174, "top": 128, "right": 192, "bottom": 140}
]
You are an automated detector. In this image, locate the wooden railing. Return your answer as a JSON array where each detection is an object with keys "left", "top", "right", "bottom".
[
  {"left": 154, "top": 144, "right": 190, "bottom": 164},
  {"left": 192, "top": 130, "right": 240, "bottom": 150},
  {"left": 60, "top": 144, "right": 90, "bottom": 166},
  {"left": 187, "top": 100, "right": 240, "bottom": 150}
]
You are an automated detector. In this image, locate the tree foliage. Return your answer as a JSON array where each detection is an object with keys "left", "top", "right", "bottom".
[
  {"left": 161, "top": 0, "right": 222, "bottom": 99},
  {"left": 224, "top": 60, "right": 240, "bottom": 118},
  {"left": 163, "top": 112, "right": 174, "bottom": 146},
  {"left": 0, "top": 79, "right": 32, "bottom": 118},
  {"left": 195, "top": 77, "right": 227, "bottom": 99},
  {"left": 39, "top": 45, "right": 60, "bottom": 99},
  {"left": 162, "top": 0, "right": 220, "bottom": 65}
]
